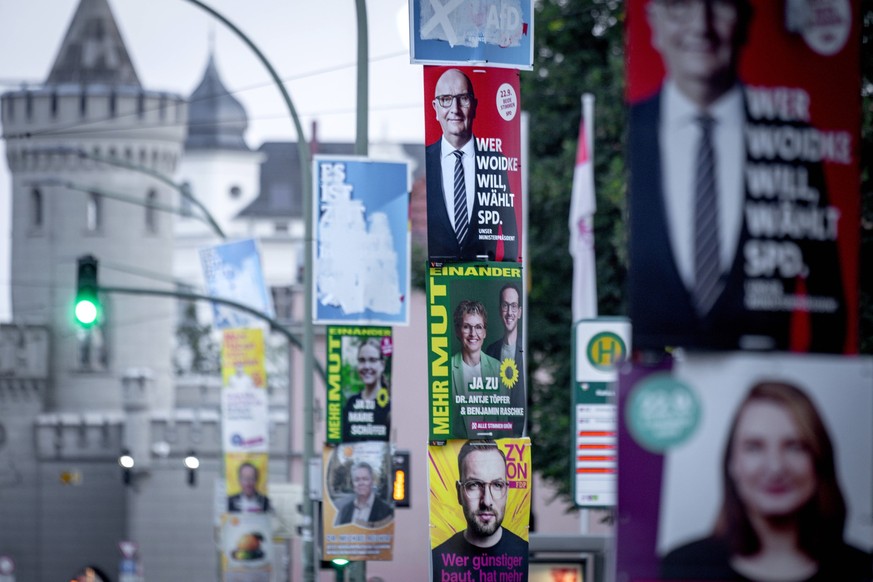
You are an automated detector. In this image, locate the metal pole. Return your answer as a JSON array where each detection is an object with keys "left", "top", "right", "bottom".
[
  {"left": 355, "top": 0, "right": 369, "bottom": 157},
  {"left": 178, "top": 3, "right": 317, "bottom": 580}
]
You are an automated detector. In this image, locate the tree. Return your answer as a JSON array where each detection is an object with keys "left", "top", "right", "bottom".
[{"left": 521, "top": 0, "right": 626, "bottom": 503}]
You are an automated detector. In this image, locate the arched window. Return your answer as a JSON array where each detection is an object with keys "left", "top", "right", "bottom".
[
  {"left": 30, "top": 188, "right": 43, "bottom": 228},
  {"left": 145, "top": 189, "right": 158, "bottom": 233},
  {"left": 87, "top": 192, "right": 102, "bottom": 232}
]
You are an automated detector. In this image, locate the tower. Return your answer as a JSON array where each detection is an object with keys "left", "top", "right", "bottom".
[{"left": 2, "top": 0, "right": 186, "bottom": 413}]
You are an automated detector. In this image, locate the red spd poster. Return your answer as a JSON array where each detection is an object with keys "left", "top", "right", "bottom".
[
  {"left": 423, "top": 66, "right": 523, "bottom": 264},
  {"left": 626, "top": 0, "right": 860, "bottom": 354}
]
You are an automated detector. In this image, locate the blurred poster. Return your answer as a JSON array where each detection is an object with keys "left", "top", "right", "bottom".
[
  {"left": 429, "top": 438, "right": 530, "bottom": 582},
  {"left": 325, "top": 326, "right": 393, "bottom": 444},
  {"left": 427, "top": 262, "right": 525, "bottom": 440},
  {"left": 322, "top": 442, "right": 395, "bottom": 561},
  {"left": 409, "top": 0, "right": 534, "bottom": 70},
  {"left": 529, "top": 563, "right": 583, "bottom": 582},
  {"left": 616, "top": 353, "right": 873, "bottom": 581},
  {"left": 312, "top": 156, "right": 411, "bottom": 326},
  {"left": 200, "top": 239, "right": 274, "bottom": 330},
  {"left": 424, "top": 66, "right": 523, "bottom": 263},
  {"left": 626, "top": 1, "right": 860, "bottom": 353},
  {"left": 221, "top": 329, "right": 269, "bottom": 455},
  {"left": 225, "top": 453, "right": 271, "bottom": 514},
  {"left": 221, "top": 512, "right": 272, "bottom": 581},
  {"left": 572, "top": 318, "right": 630, "bottom": 508}
]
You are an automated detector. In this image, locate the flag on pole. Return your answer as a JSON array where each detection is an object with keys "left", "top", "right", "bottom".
[{"left": 569, "top": 94, "right": 598, "bottom": 323}]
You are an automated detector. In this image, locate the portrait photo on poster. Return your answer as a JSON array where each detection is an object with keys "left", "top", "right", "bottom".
[
  {"left": 429, "top": 438, "right": 530, "bottom": 582},
  {"left": 652, "top": 354, "right": 873, "bottom": 581},
  {"left": 324, "top": 442, "right": 394, "bottom": 530},
  {"left": 423, "top": 66, "right": 523, "bottom": 263},
  {"left": 625, "top": 0, "right": 859, "bottom": 354},
  {"left": 427, "top": 263, "right": 526, "bottom": 441}
]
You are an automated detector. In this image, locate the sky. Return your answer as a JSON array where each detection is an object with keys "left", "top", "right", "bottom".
[{"left": 0, "top": 0, "right": 426, "bottom": 321}]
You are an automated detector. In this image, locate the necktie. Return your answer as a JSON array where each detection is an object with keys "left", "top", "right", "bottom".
[
  {"left": 452, "top": 150, "right": 469, "bottom": 245},
  {"left": 693, "top": 115, "right": 722, "bottom": 315}
]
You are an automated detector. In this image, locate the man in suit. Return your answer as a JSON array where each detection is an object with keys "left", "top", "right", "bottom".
[
  {"left": 628, "top": 0, "right": 845, "bottom": 352},
  {"left": 426, "top": 68, "right": 518, "bottom": 262},
  {"left": 228, "top": 462, "right": 271, "bottom": 513},
  {"left": 334, "top": 462, "right": 393, "bottom": 527},
  {"left": 485, "top": 283, "right": 526, "bottom": 435}
]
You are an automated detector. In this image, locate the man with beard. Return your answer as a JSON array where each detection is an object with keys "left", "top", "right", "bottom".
[
  {"left": 431, "top": 440, "right": 528, "bottom": 580},
  {"left": 485, "top": 283, "right": 526, "bottom": 436}
]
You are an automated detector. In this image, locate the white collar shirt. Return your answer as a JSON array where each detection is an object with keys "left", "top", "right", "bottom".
[
  {"left": 352, "top": 492, "right": 375, "bottom": 523},
  {"left": 660, "top": 80, "right": 745, "bottom": 289},
  {"left": 440, "top": 136, "right": 476, "bottom": 232}
]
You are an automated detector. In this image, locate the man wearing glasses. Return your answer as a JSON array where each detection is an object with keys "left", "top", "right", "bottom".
[
  {"left": 485, "top": 284, "right": 526, "bottom": 435},
  {"left": 628, "top": 0, "right": 845, "bottom": 352},
  {"left": 426, "top": 68, "right": 518, "bottom": 262},
  {"left": 431, "top": 441, "right": 527, "bottom": 580}
]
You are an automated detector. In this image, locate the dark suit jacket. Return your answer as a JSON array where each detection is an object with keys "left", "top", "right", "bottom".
[
  {"left": 426, "top": 139, "right": 519, "bottom": 262},
  {"left": 628, "top": 90, "right": 846, "bottom": 353},
  {"left": 227, "top": 492, "right": 270, "bottom": 513},
  {"left": 335, "top": 494, "right": 393, "bottom": 526},
  {"left": 485, "top": 337, "right": 526, "bottom": 436}
]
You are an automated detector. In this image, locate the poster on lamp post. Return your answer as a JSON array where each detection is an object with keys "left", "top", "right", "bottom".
[
  {"left": 423, "top": 66, "right": 523, "bottom": 263},
  {"left": 221, "top": 329, "right": 269, "bottom": 455},
  {"left": 625, "top": 0, "right": 860, "bottom": 354},
  {"left": 312, "top": 156, "right": 411, "bottom": 326},
  {"left": 200, "top": 238, "right": 274, "bottom": 330},
  {"left": 428, "top": 438, "right": 530, "bottom": 582},
  {"left": 616, "top": 352, "right": 873, "bottom": 581},
  {"left": 572, "top": 318, "right": 630, "bottom": 508},
  {"left": 322, "top": 442, "right": 395, "bottom": 561},
  {"left": 409, "top": 0, "right": 534, "bottom": 70},
  {"left": 325, "top": 326, "right": 393, "bottom": 444},
  {"left": 426, "top": 262, "right": 525, "bottom": 441},
  {"left": 221, "top": 512, "right": 273, "bottom": 581}
]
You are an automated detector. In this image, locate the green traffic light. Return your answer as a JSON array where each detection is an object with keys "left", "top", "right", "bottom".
[{"left": 75, "top": 299, "right": 98, "bottom": 326}]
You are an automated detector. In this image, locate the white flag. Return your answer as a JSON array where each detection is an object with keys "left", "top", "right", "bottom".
[{"left": 569, "top": 94, "right": 598, "bottom": 323}]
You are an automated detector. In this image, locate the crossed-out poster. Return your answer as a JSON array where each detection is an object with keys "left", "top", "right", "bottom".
[
  {"left": 409, "top": 0, "right": 534, "bottom": 70},
  {"left": 200, "top": 239, "right": 274, "bottom": 330},
  {"left": 424, "top": 66, "right": 523, "bottom": 263},
  {"left": 626, "top": 1, "right": 860, "bottom": 353},
  {"left": 325, "top": 326, "right": 393, "bottom": 444},
  {"left": 616, "top": 353, "right": 873, "bottom": 581},
  {"left": 427, "top": 262, "right": 525, "bottom": 440},
  {"left": 429, "top": 438, "right": 531, "bottom": 582},
  {"left": 322, "top": 442, "right": 395, "bottom": 561},
  {"left": 312, "top": 156, "right": 411, "bottom": 326}
]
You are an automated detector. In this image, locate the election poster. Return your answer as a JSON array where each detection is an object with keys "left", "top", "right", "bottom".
[
  {"left": 322, "top": 442, "right": 395, "bottom": 561},
  {"left": 429, "top": 438, "right": 530, "bottom": 582},
  {"left": 409, "top": 0, "right": 534, "bottom": 70},
  {"left": 312, "top": 156, "right": 411, "bottom": 326},
  {"left": 616, "top": 352, "right": 873, "bottom": 581},
  {"left": 572, "top": 318, "right": 630, "bottom": 508},
  {"left": 225, "top": 453, "right": 271, "bottom": 515},
  {"left": 325, "top": 326, "right": 393, "bottom": 444},
  {"left": 200, "top": 239, "right": 274, "bottom": 330},
  {"left": 221, "top": 512, "right": 272, "bottom": 581},
  {"left": 221, "top": 329, "right": 269, "bottom": 455},
  {"left": 426, "top": 262, "right": 525, "bottom": 441},
  {"left": 423, "top": 66, "right": 523, "bottom": 264},
  {"left": 626, "top": 0, "right": 860, "bottom": 353}
]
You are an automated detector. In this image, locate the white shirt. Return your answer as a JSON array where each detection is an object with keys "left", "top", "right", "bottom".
[
  {"left": 461, "top": 359, "right": 482, "bottom": 390},
  {"left": 351, "top": 492, "right": 375, "bottom": 523},
  {"left": 440, "top": 136, "right": 476, "bottom": 231},
  {"left": 659, "top": 81, "right": 745, "bottom": 290}
]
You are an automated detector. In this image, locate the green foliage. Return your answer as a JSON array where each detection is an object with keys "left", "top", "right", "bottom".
[{"left": 522, "top": 0, "right": 626, "bottom": 503}]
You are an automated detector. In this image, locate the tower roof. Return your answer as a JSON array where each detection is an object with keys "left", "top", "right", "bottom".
[
  {"left": 185, "top": 54, "right": 250, "bottom": 151},
  {"left": 46, "top": 0, "right": 141, "bottom": 87}
]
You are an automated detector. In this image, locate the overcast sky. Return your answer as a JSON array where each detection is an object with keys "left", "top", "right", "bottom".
[{"left": 0, "top": 0, "right": 425, "bottom": 320}]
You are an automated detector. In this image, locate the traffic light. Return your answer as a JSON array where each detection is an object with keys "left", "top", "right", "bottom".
[
  {"left": 392, "top": 450, "right": 410, "bottom": 508},
  {"left": 75, "top": 255, "right": 100, "bottom": 327}
]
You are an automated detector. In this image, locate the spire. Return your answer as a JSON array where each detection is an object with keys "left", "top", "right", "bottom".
[
  {"left": 46, "top": 0, "right": 141, "bottom": 87},
  {"left": 185, "top": 53, "right": 250, "bottom": 151}
]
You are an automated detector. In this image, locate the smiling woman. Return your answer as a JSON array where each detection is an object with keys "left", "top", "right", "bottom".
[{"left": 660, "top": 381, "right": 873, "bottom": 581}]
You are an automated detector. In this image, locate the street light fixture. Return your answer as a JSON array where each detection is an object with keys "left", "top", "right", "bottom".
[
  {"left": 119, "top": 448, "right": 135, "bottom": 485},
  {"left": 184, "top": 450, "right": 200, "bottom": 487}
]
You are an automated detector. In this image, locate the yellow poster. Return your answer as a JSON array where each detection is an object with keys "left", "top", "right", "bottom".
[
  {"left": 222, "top": 328, "right": 267, "bottom": 388},
  {"left": 322, "top": 442, "right": 395, "bottom": 561},
  {"left": 225, "top": 453, "right": 271, "bottom": 514},
  {"left": 429, "top": 438, "right": 530, "bottom": 581}
]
